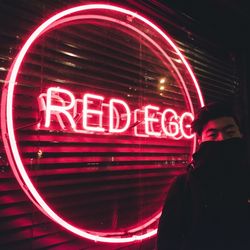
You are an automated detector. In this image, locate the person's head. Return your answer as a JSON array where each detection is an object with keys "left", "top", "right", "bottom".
[{"left": 191, "top": 101, "right": 242, "bottom": 144}]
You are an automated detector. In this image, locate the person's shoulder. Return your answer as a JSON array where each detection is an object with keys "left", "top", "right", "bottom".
[
  {"left": 168, "top": 173, "right": 189, "bottom": 194},
  {"left": 173, "top": 173, "right": 188, "bottom": 186}
]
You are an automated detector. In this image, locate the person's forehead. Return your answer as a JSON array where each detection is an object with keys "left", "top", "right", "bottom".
[{"left": 202, "top": 116, "right": 237, "bottom": 132}]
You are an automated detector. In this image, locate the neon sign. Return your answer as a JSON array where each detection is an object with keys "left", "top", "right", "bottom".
[
  {"left": 1, "top": 4, "right": 204, "bottom": 244},
  {"left": 38, "top": 87, "right": 194, "bottom": 139}
]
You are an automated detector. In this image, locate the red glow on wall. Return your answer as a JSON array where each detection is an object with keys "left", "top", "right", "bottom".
[{"left": 1, "top": 3, "right": 204, "bottom": 243}]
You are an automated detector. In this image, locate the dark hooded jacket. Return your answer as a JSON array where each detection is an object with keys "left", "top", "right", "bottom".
[{"left": 157, "top": 138, "right": 250, "bottom": 250}]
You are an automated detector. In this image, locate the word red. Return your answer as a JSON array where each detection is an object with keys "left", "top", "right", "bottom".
[{"left": 38, "top": 87, "right": 194, "bottom": 139}]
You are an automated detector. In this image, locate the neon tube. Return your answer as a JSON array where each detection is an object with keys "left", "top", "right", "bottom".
[{"left": 1, "top": 3, "right": 204, "bottom": 243}]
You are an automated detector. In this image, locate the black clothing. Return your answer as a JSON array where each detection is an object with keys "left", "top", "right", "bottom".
[{"left": 157, "top": 138, "right": 250, "bottom": 250}]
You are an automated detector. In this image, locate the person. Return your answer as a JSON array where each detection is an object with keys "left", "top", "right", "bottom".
[{"left": 157, "top": 101, "right": 250, "bottom": 250}]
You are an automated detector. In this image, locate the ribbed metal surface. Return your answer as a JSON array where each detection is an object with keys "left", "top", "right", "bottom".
[{"left": 0, "top": 0, "right": 242, "bottom": 249}]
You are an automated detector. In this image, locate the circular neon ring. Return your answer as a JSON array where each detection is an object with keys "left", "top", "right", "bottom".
[{"left": 1, "top": 4, "right": 204, "bottom": 243}]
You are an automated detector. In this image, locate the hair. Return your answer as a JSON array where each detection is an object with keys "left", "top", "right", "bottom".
[{"left": 191, "top": 101, "right": 241, "bottom": 136}]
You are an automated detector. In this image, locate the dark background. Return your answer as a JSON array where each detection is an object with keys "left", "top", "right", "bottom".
[{"left": 168, "top": 0, "right": 250, "bottom": 155}]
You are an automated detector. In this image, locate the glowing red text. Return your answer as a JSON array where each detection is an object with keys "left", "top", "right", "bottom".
[{"left": 37, "top": 87, "right": 194, "bottom": 139}]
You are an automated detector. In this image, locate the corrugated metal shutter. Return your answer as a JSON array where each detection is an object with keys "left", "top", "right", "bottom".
[{"left": 0, "top": 0, "right": 242, "bottom": 249}]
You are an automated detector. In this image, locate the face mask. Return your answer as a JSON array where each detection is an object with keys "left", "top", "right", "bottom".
[
  {"left": 192, "top": 138, "right": 247, "bottom": 176},
  {"left": 191, "top": 138, "right": 249, "bottom": 203}
]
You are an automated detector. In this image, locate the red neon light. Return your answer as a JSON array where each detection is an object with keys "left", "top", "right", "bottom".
[
  {"left": 109, "top": 99, "right": 131, "bottom": 133},
  {"left": 1, "top": 3, "right": 204, "bottom": 243},
  {"left": 161, "top": 109, "right": 179, "bottom": 137},
  {"left": 45, "top": 87, "right": 76, "bottom": 129},
  {"left": 38, "top": 87, "right": 194, "bottom": 139},
  {"left": 180, "top": 112, "right": 195, "bottom": 139},
  {"left": 34, "top": 10, "right": 201, "bottom": 154},
  {"left": 133, "top": 109, "right": 149, "bottom": 137},
  {"left": 144, "top": 105, "right": 161, "bottom": 137},
  {"left": 83, "top": 93, "right": 105, "bottom": 132}
]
